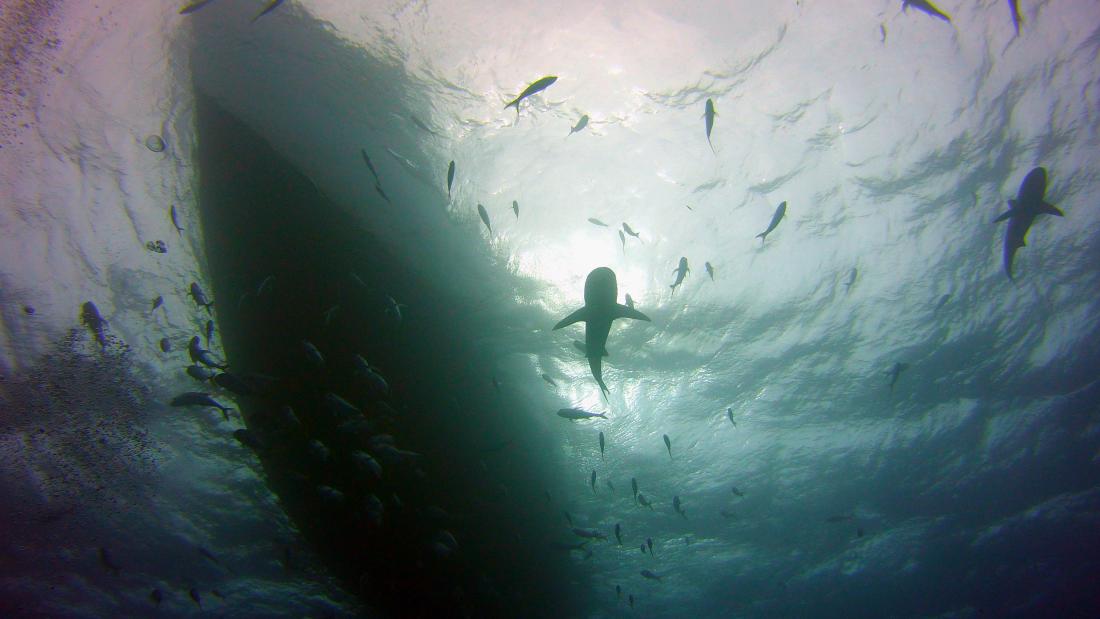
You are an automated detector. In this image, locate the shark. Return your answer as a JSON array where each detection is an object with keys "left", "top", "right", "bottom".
[
  {"left": 994, "top": 167, "right": 1063, "bottom": 280},
  {"left": 553, "top": 267, "right": 651, "bottom": 396}
]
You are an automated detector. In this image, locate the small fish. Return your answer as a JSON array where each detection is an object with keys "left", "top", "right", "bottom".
[
  {"left": 187, "top": 364, "right": 216, "bottom": 381},
  {"left": 550, "top": 540, "right": 590, "bottom": 553},
  {"left": 673, "top": 495, "right": 687, "bottom": 519},
  {"left": 720, "top": 508, "right": 737, "bottom": 519},
  {"left": 615, "top": 523, "right": 622, "bottom": 545},
  {"left": 731, "top": 486, "right": 744, "bottom": 497},
  {"left": 726, "top": 407, "right": 736, "bottom": 426},
  {"left": 149, "top": 589, "right": 163, "bottom": 606},
  {"left": 255, "top": 275, "right": 275, "bottom": 296},
  {"left": 568, "top": 114, "right": 589, "bottom": 136},
  {"left": 189, "top": 588, "right": 202, "bottom": 609},
  {"left": 844, "top": 267, "right": 857, "bottom": 290},
  {"left": 646, "top": 537, "right": 654, "bottom": 555},
  {"left": 308, "top": 439, "right": 330, "bottom": 463},
  {"left": 622, "top": 222, "right": 641, "bottom": 239},
  {"left": 619, "top": 230, "right": 626, "bottom": 252},
  {"left": 1008, "top": 0, "right": 1022, "bottom": 35},
  {"left": 204, "top": 319, "right": 214, "bottom": 348},
  {"left": 887, "top": 362, "right": 908, "bottom": 391},
  {"left": 410, "top": 115, "right": 440, "bottom": 137},
  {"left": 179, "top": 0, "right": 217, "bottom": 15},
  {"left": 631, "top": 477, "right": 638, "bottom": 502},
  {"left": 557, "top": 408, "right": 608, "bottom": 420},
  {"left": 99, "top": 547, "right": 120, "bottom": 575},
  {"left": 504, "top": 76, "right": 558, "bottom": 112},
  {"left": 252, "top": 0, "right": 284, "bottom": 22},
  {"left": 151, "top": 296, "right": 164, "bottom": 312},
  {"left": 902, "top": 0, "right": 951, "bottom": 23},
  {"left": 325, "top": 392, "right": 361, "bottom": 420},
  {"left": 826, "top": 514, "right": 854, "bottom": 523},
  {"left": 317, "top": 485, "right": 346, "bottom": 505},
  {"left": 598, "top": 431, "right": 605, "bottom": 458},
  {"left": 301, "top": 340, "right": 324, "bottom": 367},
  {"left": 637, "top": 493, "right": 653, "bottom": 509},
  {"left": 670, "top": 257, "right": 689, "bottom": 292},
  {"left": 572, "top": 527, "right": 607, "bottom": 541},
  {"left": 640, "top": 543, "right": 647, "bottom": 554},
  {"left": 629, "top": 594, "right": 635, "bottom": 608},
  {"left": 588, "top": 217, "right": 608, "bottom": 227},
  {"left": 189, "top": 336, "right": 227, "bottom": 369},
  {"left": 641, "top": 569, "right": 662, "bottom": 582},
  {"left": 81, "top": 301, "right": 108, "bottom": 347},
  {"left": 351, "top": 450, "right": 383, "bottom": 481},
  {"left": 663, "top": 434, "right": 672, "bottom": 459},
  {"left": 541, "top": 373, "right": 557, "bottom": 387},
  {"left": 374, "top": 183, "right": 392, "bottom": 204},
  {"left": 385, "top": 296, "right": 407, "bottom": 322},
  {"left": 197, "top": 546, "right": 223, "bottom": 567},
  {"left": 705, "top": 262, "right": 715, "bottom": 281},
  {"left": 934, "top": 293, "right": 951, "bottom": 312},
  {"left": 703, "top": 98, "right": 717, "bottom": 152},
  {"left": 213, "top": 372, "right": 256, "bottom": 396},
  {"left": 353, "top": 355, "right": 390, "bottom": 396},
  {"left": 590, "top": 470, "right": 597, "bottom": 494},
  {"left": 170, "top": 392, "right": 233, "bottom": 421},
  {"left": 756, "top": 201, "right": 787, "bottom": 244},
  {"left": 477, "top": 204, "right": 492, "bottom": 235},
  {"left": 361, "top": 150, "right": 380, "bottom": 184},
  {"left": 322, "top": 305, "right": 340, "bottom": 325},
  {"left": 605, "top": 480, "right": 615, "bottom": 492},
  {"left": 159, "top": 337, "right": 171, "bottom": 352},
  {"left": 189, "top": 282, "right": 214, "bottom": 315},
  {"left": 616, "top": 584, "right": 621, "bottom": 600},
  {"left": 512, "top": 200, "right": 519, "bottom": 218},
  {"left": 447, "top": 160, "right": 455, "bottom": 198}
]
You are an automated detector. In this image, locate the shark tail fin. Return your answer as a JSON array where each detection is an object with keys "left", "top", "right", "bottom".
[
  {"left": 614, "top": 303, "right": 651, "bottom": 322},
  {"left": 553, "top": 307, "right": 588, "bottom": 330},
  {"left": 756, "top": 232, "right": 767, "bottom": 243},
  {"left": 1041, "top": 202, "right": 1064, "bottom": 216}
]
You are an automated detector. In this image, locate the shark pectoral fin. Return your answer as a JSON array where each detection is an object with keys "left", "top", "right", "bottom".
[
  {"left": 1041, "top": 202, "right": 1064, "bottom": 216},
  {"left": 993, "top": 210, "right": 1014, "bottom": 223},
  {"left": 614, "top": 304, "right": 651, "bottom": 322},
  {"left": 553, "top": 307, "right": 588, "bottom": 330}
]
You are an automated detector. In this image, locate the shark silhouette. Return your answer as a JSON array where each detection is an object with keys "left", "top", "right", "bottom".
[
  {"left": 554, "top": 267, "right": 650, "bottom": 396},
  {"left": 994, "top": 167, "right": 1063, "bottom": 280}
]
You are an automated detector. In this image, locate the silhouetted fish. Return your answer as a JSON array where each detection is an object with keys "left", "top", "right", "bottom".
[
  {"left": 252, "top": 0, "right": 284, "bottom": 21},
  {"left": 756, "top": 201, "right": 787, "bottom": 243},
  {"left": 994, "top": 166, "right": 1063, "bottom": 280},
  {"left": 902, "top": 0, "right": 951, "bottom": 22},
  {"left": 504, "top": 76, "right": 557, "bottom": 111}
]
